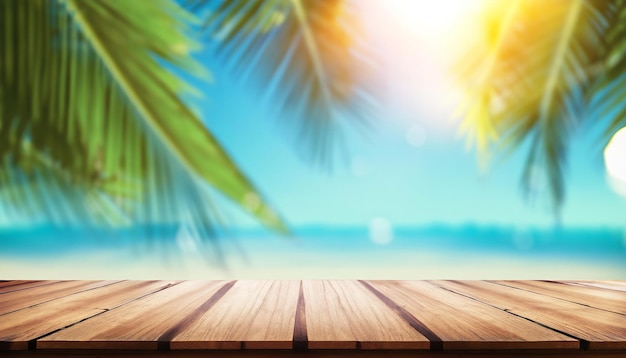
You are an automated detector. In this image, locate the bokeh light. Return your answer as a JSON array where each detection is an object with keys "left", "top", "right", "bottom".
[{"left": 369, "top": 217, "right": 394, "bottom": 245}]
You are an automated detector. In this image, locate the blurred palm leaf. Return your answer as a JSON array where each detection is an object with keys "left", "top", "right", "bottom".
[
  {"left": 456, "top": 0, "right": 522, "bottom": 154},
  {"left": 457, "top": 0, "right": 615, "bottom": 214},
  {"left": 589, "top": 1, "right": 626, "bottom": 142},
  {"left": 189, "top": 0, "right": 376, "bottom": 166},
  {"left": 0, "top": 0, "right": 287, "bottom": 242}
]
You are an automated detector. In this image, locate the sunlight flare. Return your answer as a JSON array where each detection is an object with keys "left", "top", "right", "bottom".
[
  {"left": 605, "top": 127, "right": 626, "bottom": 197},
  {"left": 380, "top": 0, "right": 484, "bottom": 36}
]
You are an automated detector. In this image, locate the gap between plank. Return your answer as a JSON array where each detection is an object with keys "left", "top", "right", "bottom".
[
  {"left": 30, "top": 281, "right": 180, "bottom": 350},
  {"left": 0, "top": 281, "right": 126, "bottom": 317},
  {"left": 433, "top": 281, "right": 589, "bottom": 351},
  {"left": 546, "top": 280, "right": 626, "bottom": 294},
  {"left": 157, "top": 280, "right": 237, "bottom": 351},
  {"left": 292, "top": 281, "right": 308, "bottom": 352},
  {"left": 358, "top": 280, "right": 443, "bottom": 351},
  {"left": 0, "top": 281, "right": 53, "bottom": 294},
  {"left": 491, "top": 281, "right": 626, "bottom": 317}
]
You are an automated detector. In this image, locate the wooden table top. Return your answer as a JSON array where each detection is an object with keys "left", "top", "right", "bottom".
[{"left": 0, "top": 280, "right": 625, "bottom": 357}]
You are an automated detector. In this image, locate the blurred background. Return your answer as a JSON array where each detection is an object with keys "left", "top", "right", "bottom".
[{"left": 1, "top": 0, "right": 625, "bottom": 279}]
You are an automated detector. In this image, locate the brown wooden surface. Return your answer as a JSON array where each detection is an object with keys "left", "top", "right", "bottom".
[
  {"left": 0, "top": 280, "right": 625, "bottom": 356},
  {"left": 565, "top": 281, "right": 626, "bottom": 293},
  {"left": 367, "top": 280, "right": 578, "bottom": 350},
  {"left": 0, "top": 280, "right": 119, "bottom": 315},
  {"left": 494, "top": 280, "right": 626, "bottom": 315},
  {"left": 0, "top": 281, "right": 176, "bottom": 350},
  {"left": 38, "top": 281, "right": 227, "bottom": 350},
  {"left": 2, "top": 350, "right": 626, "bottom": 358},
  {"left": 302, "top": 280, "right": 429, "bottom": 350},
  {"left": 0, "top": 281, "right": 59, "bottom": 294},
  {"left": 171, "top": 280, "right": 300, "bottom": 350},
  {"left": 434, "top": 280, "right": 626, "bottom": 350},
  {"left": 4, "top": 350, "right": 626, "bottom": 358}
]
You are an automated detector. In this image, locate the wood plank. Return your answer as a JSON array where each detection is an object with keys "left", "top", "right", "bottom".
[
  {"left": 0, "top": 281, "right": 37, "bottom": 289},
  {"left": 434, "top": 280, "right": 626, "bottom": 350},
  {"left": 3, "top": 349, "right": 626, "bottom": 358},
  {"left": 0, "top": 280, "right": 624, "bottom": 355},
  {"left": 563, "top": 281, "right": 626, "bottom": 293},
  {"left": 366, "top": 280, "right": 578, "bottom": 350},
  {"left": 37, "top": 280, "right": 230, "bottom": 350},
  {"left": 171, "top": 280, "right": 300, "bottom": 350},
  {"left": 595, "top": 281, "right": 626, "bottom": 287},
  {"left": 0, "top": 280, "right": 119, "bottom": 315},
  {"left": 0, "top": 280, "right": 176, "bottom": 350},
  {"left": 0, "top": 281, "right": 60, "bottom": 294},
  {"left": 494, "top": 281, "right": 626, "bottom": 315},
  {"left": 302, "top": 280, "right": 429, "bottom": 350}
]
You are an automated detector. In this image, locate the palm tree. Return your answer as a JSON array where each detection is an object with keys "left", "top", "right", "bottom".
[
  {"left": 0, "top": 0, "right": 370, "bottom": 250},
  {"left": 457, "top": 0, "right": 626, "bottom": 219}
]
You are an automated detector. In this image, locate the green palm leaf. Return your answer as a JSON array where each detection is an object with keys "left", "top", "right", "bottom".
[
  {"left": 190, "top": 0, "right": 375, "bottom": 166},
  {"left": 0, "top": 0, "right": 287, "bottom": 237},
  {"left": 456, "top": 0, "right": 522, "bottom": 154},
  {"left": 457, "top": 0, "right": 611, "bottom": 214},
  {"left": 589, "top": 1, "right": 626, "bottom": 142}
]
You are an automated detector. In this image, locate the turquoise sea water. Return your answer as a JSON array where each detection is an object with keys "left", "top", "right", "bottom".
[{"left": 1, "top": 225, "right": 624, "bottom": 279}]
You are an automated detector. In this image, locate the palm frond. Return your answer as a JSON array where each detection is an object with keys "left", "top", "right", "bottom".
[
  {"left": 0, "top": 141, "right": 131, "bottom": 227},
  {"left": 457, "top": 0, "right": 611, "bottom": 213},
  {"left": 456, "top": 0, "right": 523, "bottom": 154},
  {"left": 588, "top": 1, "right": 626, "bottom": 142},
  {"left": 190, "top": 0, "right": 376, "bottom": 166},
  {"left": 0, "top": 0, "right": 287, "bottom": 241},
  {"left": 187, "top": 0, "right": 288, "bottom": 37}
]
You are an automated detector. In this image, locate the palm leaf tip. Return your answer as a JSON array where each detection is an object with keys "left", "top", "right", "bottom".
[
  {"left": 192, "top": 0, "right": 377, "bottom": 167},
  {"left": 456, "top": 0, "right": 614, "bottom": 216}
]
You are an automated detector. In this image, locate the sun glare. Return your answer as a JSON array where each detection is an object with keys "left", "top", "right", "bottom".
[
  {"left": 605, "top": 126, "right": 626, "bottom": 197},
  {"left": 362, "top": 0, "right": 489, "bottom": 132},
  {"left": 380, "top": 0, "right": 484, "bottom": 37}
]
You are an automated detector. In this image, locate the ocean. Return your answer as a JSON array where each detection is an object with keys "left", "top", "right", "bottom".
[{"left": 1, "top": 225, "right": 624, "bottom": 279}]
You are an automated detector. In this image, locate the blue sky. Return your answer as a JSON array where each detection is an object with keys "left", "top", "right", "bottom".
[{"left": 181, "top": 2, "right": 626, "bottom": 231}]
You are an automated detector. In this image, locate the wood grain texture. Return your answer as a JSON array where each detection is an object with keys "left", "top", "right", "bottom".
[
  {"left": 1, "top": 280, "right": 626, "bottom": 355},
  {"left": 367, "top": 280, "right": 578, "bottom": 350},
  {"left": 38, "top": 281, "right": 229, "bottom": 350},
  {"left": 434, "top": 280, "right": 626, "bottom": 350},
  {"left": 359, "top": 280, "right": 442, "bottom": 350},
  {"left": 171, "top": 280, "right": 300, "bottom": 350},
  {"left": 4, "top": 350, "right": 626, "bottom": 358},
  {"left": 0, "top": 280, "right": 176, "bottom": 350},
  {"left": 0, "top": 281, "right": 58, "bottom": 293},
  {"left": 3, "top": 350, "right": 626, "bottom": 358},
  {"left": 0, "top": 280, "right": 119, "bottom": 315},
  {"left": 563, "top": 281, "right": 626, "bottom": 293},
  {"left": 302, "top": 280, "right": 429, "bottom": 350},
  {"left": 494, "top": 281, "right": 626, "bottom": 315}
]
